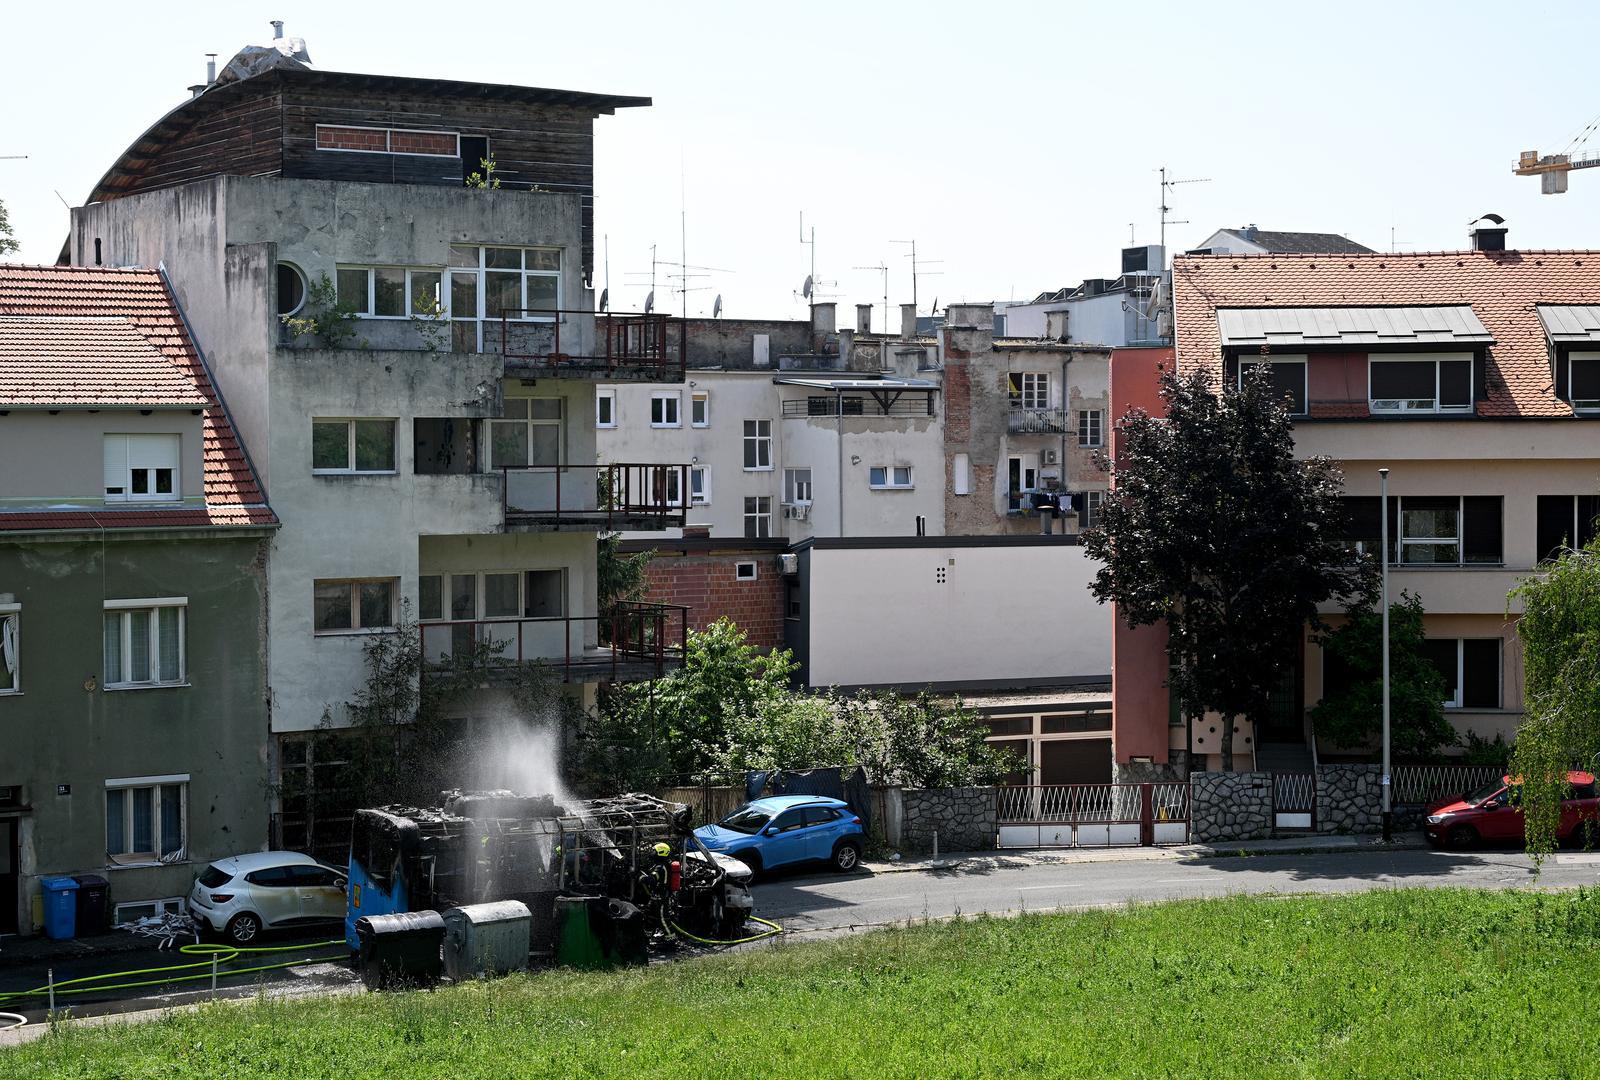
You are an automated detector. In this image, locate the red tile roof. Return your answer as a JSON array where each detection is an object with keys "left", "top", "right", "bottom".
[
  {"left": 0, "top": 265, "right": 275, "bottom": 532},
  {"left": 1172, "top": 249, "right": 1600, "bottom": 417}
]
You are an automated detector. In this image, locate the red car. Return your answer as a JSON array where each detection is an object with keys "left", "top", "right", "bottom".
[{"left": 1425, "top": 770, "right": 1599, "bottom": 849}]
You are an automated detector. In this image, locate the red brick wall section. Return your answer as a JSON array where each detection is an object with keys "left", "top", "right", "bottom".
[
  {"left": 317, "top": 126, "right": 389, "bottom": 152},
  {"left": 643, "top": 553, "right": 785, "bottom": 649},
  {"left": 389, "top": 130, "right": 459, "bottom": 156}
]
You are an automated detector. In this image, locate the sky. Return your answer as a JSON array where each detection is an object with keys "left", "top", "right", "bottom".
[{"left": 6, "top": 1, "right": 1600, "bottom": 324}]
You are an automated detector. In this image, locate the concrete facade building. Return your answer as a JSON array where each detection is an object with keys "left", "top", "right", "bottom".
[
  {"left": 0, "top": 265, "right": 277, "bottom": 933},
  {"left": 68, "top": 56, "right": 687, "bottom": 859}
]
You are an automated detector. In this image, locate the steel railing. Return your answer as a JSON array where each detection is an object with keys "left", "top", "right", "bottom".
[
  {"left": 497, "top": 308, "right": 685, "bottom": 380},
  {"left": 1391, "top": 764, "right": 1503, "bottom": 805},
  {"left": 997, "top": 783, "right": 1179, "bottom": 824},
  {"left": 781, "top": 395, "right": 936, "bottom": 418},
  {"left": 500, "top": 462, "right": 690, "bottom": 530},
  {"left": 1007, "top": 407, "right": 1071, "bottom": 434},
  {"left": 418, "top": 603, "right": 688, "bottom": 683}
]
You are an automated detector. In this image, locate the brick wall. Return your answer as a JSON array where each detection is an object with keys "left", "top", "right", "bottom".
[
  {"left": 644, "top": 551, "right": 785, "bottom": 649},
  {"left": 316, "top": 126, "right": 390, "bottom": 152},
  {"left": 316, "top": 126, "right": 458, "bottom": 156}
]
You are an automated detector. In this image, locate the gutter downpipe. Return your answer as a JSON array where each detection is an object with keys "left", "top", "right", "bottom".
[{"left": 836, "top": 387, "right": 845, "bottom": 536}]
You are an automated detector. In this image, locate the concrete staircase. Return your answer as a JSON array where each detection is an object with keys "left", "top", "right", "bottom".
[{"left": 1254, "top": 742, "right": 1314, "bottom": 774}]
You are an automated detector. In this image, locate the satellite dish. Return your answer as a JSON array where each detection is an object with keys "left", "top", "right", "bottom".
[
  {"left": 803, "top": 275, "right": 814, "bottom": 300},
  {"left": 713, "top": 294, "right": 723, "bottom": 318},
  {"left": 644, "top": 290, "right": 655, "bottom": 314},
  {"left": 599, "top": 288, "right": 609, "bottom": 313}
]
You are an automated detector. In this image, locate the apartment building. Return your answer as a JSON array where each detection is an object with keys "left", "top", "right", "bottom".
[
  {"left": 0, "top": 265, "right": 276, "bottom": 933},
  {"left": 1112, "top": 220, "right": 1600, "bottom": 777},
  {"left": 69, "top": 46, "right": 687, "bottom": 857}
]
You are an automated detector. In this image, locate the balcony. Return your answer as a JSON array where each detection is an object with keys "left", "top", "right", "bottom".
[
  {"left": 1008, "top": 407, "right": 1070, "bottom": 434},
  {"left": 418, "top": 602, "right": 688, "bottom": 684},
  {"left": 497, "top": 309, "right": 685, "bottom": 382},
  {"left": 501, "top": 463, "right": 690, "bottom": 532},
  {"left": 780, "top": 395, "right": 936, "bottom": 418}
]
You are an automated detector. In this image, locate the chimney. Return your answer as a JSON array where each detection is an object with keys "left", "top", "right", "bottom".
[
  {"left": 855, "top": 304, "right": 873, "bottom": 334},
  {"left": 810, "top": 301, "right": 836, "bottom": 351},
  {"left": 271, "top": 19, "right": 285, "bottom": 39},
  {"left": 1469, "top": 214, "right": 1508, "bottom": 252},
  {"left": 1045, "top": 309, "right": 1069, "bottom": 342},
  {"left": 206, "top": 53, "right": 218, "bottom": 84},
  {"left": 1241, "top": 224, "right": 1259, "bottom": 241},
  {"left": 900, "top": 303, "right": 917, "bottom": 339},
  {"left": 838, "top": 327, "right": 855, "bottom": 370},
  {"left": 682, "top": 524, "right": 711, "bottom": 540}
]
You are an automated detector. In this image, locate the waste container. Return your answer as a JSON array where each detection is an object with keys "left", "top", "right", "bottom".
[
  {"left": 601, "top": 898, "right": 648, "bottom": 967},
  {"left": 41, "top": 876, "right": 79, "bottom": 941},
  {"left": 553, "top": 895, "right": 608, "bottom": 970},
  {"left": 72, "top": 874, "right": 110, "bottom": 934},
  {"left": 354, "top": 910, "right": 445, "bottom": 990},
  {"left": 441, "top": 900, "right": 532, "bottom": 981}
]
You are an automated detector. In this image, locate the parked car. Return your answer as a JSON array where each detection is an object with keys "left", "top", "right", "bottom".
[
  {"left": 1425, "top": 770, "right": 1599, "bottom": 849},
  {"left": 693, "top": 796, "right": 865, "bottom": 877},
  {"left": 189, "top": 851, "right": 347, "bottom": 944}
]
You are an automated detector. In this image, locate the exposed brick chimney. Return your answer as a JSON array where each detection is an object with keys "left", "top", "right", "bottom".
[
  {"left": 682, "top": 524, "right": 711, "bottom": 540},
  {"left": 901, "top": 303, "right": 917, "bottom": 339},
  {"left": 856, "top": 304, "right": 873, "bottom": 333}
]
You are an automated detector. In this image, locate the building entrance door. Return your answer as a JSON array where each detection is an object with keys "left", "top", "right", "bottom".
[
  {"left": 1039, "top": 739, "right": 1112, "bottom": 786},
  {"left": 0, "top": 819, "right": 18, "bottom": 935}
]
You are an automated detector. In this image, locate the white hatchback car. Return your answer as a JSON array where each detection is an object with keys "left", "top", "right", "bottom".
[{"left": 188, "top": 851, "right": 347, "bottom": 944}]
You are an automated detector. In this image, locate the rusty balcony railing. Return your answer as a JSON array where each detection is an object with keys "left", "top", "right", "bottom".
[
  {"left": 1007, "top": 407, "right": 1070, "bottom": 434},
  {"left": 418, "top": 603, "right": 689, "bottom": 684},
  {"left": 501, "top": 463, "right": 690, "bottom": 531},
  {"left": 497, "top": 308, "right": 685, "bottom": 381}
]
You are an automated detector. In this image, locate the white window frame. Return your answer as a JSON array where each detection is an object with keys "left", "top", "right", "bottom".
[
  {"left": 487, "top": 395, "right": 565, "bottom": 470},
  {"left": 1368, "top": 353, "right": 1474, "bottom": 415},
  {"left": 417, "top": 569, "right": 570, "bottom": 624},
  {"left": 1238, "top": 356, "right": 1309, "bottom": 416},
  {"left": 314, "top": 124, "right": 461, "bottom": 158},
  {"left": 596, "top": 389, "right": 617, "bottom": 429},
  {"left": 0, "top": 603, "right": 18, "bottom": 695},
  {"left": 1077, "top": 410, "right": 1104, "bottom": 448},
  {"left": 690, "top": 466, "right": 711, "bottom": 505},
  {"left": 113, "top": 897, "right": 188, "bottom": 922},
  {"left": 784, "top": 467, "right": 813, "bottom": 505},
  {"left": 335, "top": 266, "right": 447, "bottom": 319},
  {"left": 1570, "top": 352, "right": 1600, "bottom": 413},
  {"left": 311, "top": 418, "right": 397, "bottom": 475},
  {"left": 744, "top": 496, "right": 772, "bottom": 539},
  {"left": 869, "top": 465, "right": 914, "bottom": 490},
  {"left": 313, "top": 578, "right": 399, "bottom": 635},
  {"left": 1398, "top": 495, "right": 1463, "bottom": 565},
  {"left": 1424, "top": 638, "right": 1503, "bottom": 710},
  {"left": 691, "top": 390, "right": 711, "bottom": 428},
  {"left": 104, "top": 774, "right": 188, "bottom": 867},
  {"left": 1008, "top": 372, "right": 1050, "bottom": 410},
  {"left": 651, "top": 391, "right": 682, "bottom": 429},
  {"left": 1083, "top": 491, "right": 1105, "bottom": 529},
  {"left": 104, "top": 434, "right": 181, "bottom": 504},
  {"left": 743, "top": 419, "right": 773, "bottom": 472},
  {"left": 735, "top": 561, "right": 758, "bottom": 581},
  {"left": 103, "top": 598, "right": 186, "bottom": 689}
]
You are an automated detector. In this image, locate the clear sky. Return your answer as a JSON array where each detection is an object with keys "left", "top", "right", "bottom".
[{"left": 6, "top": 0, "right": 1600, "bottom": 323}]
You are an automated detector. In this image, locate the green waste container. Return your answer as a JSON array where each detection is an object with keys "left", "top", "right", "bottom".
[{"left": 553, "top": 895, "right": 608, "bottom": 970}]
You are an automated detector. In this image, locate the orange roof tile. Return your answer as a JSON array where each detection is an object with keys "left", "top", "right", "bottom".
[
  {"left": 1172, "top": 249, "right": 1600, "bottom": 418},
  {"left": 0, "top": 264, "right": 275, "bottom": 532}
]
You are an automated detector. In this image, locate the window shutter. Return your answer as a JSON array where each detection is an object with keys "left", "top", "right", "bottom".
[
  {"left": 103, "top": 435, "right": 128, "bottom": 495},
  {"left": 1462, "top": 496, "right": 1503, "bottom": 564}
]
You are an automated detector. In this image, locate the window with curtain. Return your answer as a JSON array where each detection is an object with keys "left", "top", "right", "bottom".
[
  {"left": 0, "top": 607, "right": 17, "bottom": 693},
  {"left": 105, "top": 778, "right": 186, "bottom": 864},
  {"left": 103, "top": 601, "right": 185, "bottom": 687}
]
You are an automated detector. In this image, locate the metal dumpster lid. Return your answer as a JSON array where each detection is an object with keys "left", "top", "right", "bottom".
[{"left": 443, "top": 900, "right": 532, "bottom": 924}]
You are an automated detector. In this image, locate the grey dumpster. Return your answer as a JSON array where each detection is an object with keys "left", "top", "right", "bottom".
[{"left": 441, "top": 900, "right": 532, "bottom": 980}]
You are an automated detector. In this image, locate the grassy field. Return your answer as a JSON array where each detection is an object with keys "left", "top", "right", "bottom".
[{"left": 6, "top": 887, "right": 1599, "bottom": 1078}]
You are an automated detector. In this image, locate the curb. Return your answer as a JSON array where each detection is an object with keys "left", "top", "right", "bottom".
[{"left": 861, "top": 836, "right": 1431, "bottom": 876}]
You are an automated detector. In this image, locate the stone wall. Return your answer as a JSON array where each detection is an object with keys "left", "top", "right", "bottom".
[
  {"left": 900, "top": 787, "right": 997, "bottom": 853},
  {"left": 1190, "top": 772, "right": 1272, "bottom": 842},
  {"left": 1112, "top": 752, "right": 1188, "bottom": 786},
  {"left": 1315, "top": 764, "right": 1383, "bottom": 835}
]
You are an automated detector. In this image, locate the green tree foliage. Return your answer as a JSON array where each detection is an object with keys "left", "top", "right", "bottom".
[
  {"left": 597, "top": 532, "right": 652, "bottom": 609},
  {"left": 1083, "top": 367, "right": 1375, "bottom": 769},
  {"left": 0, "top": 197, "right": 18, "bottom": 257},
  {"left": 1508, "top": 541, "right": 1600, "bottom": 857},
  {"left": 1310, "top": 592, "right": 1456, "bottom": 759}
]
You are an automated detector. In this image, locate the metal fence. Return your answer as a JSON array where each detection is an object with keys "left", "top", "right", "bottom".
[
  {"left": 996, "top": 782, "right": 1190, "bottom": 847},
  {"left": 1391, "top": 764, "right": 1503, "bottom": 805}
]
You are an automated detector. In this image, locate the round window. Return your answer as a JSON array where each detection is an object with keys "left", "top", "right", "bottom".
[{"left": 277, "top": 262, "right": 307, "bottom": 317}]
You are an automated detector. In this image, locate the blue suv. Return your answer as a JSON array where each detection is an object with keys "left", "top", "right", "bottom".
[{"left": 694, "top": 796, "right": 865, "bottom": 877}]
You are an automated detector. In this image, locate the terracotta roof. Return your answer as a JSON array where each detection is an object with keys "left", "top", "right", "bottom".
[
  {"left": 1172, "top": 250, "right": 1600, "bottom": 417},
  {"left": 0, "top": 316, "right": 213, "bottom": 407},
  {"left": 0, "top": 264, "right": 275, "bottom": 532}
]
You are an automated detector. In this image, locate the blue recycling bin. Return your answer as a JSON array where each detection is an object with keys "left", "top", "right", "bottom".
[{"left": 41, "top": 876, "right": 79, "bottom": 940}]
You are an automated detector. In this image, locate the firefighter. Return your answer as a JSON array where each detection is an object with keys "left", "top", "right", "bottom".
[{"left": 638, "top": 841, "right": 673, "bottom": 906}]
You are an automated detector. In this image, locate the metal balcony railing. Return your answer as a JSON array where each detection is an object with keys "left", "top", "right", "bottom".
[
  {"left": 781, "top": 395, "right": 936, "bottom": 418},
  {"left": 1008, "top": 407, "right": 1071, "bottom": 434},
  {"left": 496, "top": 308, "right": 685, "bottom": 381},
  {"left": 418, "top": 603, "right": 689, "bottom": 684},
  {"left": 501, "top": 463, "right": 690, "bottom": 530}
]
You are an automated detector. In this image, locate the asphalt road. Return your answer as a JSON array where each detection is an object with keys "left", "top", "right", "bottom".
[
  {"left": 5, "top": 846, "right": 1598, "bottom": 1029},
  {"left": 752, "top": 846, "right": 1600, "bottom": 934}
]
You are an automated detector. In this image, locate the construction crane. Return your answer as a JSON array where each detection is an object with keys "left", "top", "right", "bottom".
[{"left": 1514, "top": 149, "right": 1600, "bottom": 194}]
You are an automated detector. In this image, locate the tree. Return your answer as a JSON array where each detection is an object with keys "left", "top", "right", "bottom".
[
  {"left": 597, "top": 532, "right": 652, "bottom": 609},
  {"left": 1508, "top": 541, "right": 1600, "bottom": 857},
  {"left": 1310, "top": 592, "right": 1456, "bottom": 759},
  {"left": 1084, "top": 367, "right": 1375, "bottom": 769},
  {"left": 0, "top": 198, "right": 17, "bottom": 257}
]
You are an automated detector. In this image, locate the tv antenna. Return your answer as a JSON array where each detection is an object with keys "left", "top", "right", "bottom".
[
  {"left": 889, "top": 238, "right": 942, "bottom": 316},
  {"left": 796, "top": 212, "right": 837, "bottom": 303},
  {"left": 1158, "top": 167, "right": 1211, "bottom": 254},
  {"left": 852, "top": 261, "right": 889, "bottom": 334}
]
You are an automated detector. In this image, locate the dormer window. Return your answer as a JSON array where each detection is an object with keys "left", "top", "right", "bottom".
[
  {"left": 1368, "top": 354, "right": 1473, "bottom": 415},
  {"left": 1238, "top": 356, "right": 1308, "bottom": 416},
  {"left": 104, "top": 434, "right": 179, "bottom": 503},
  {"left": 1569, "top": 354, "right": 1600, "bottom": 413}
]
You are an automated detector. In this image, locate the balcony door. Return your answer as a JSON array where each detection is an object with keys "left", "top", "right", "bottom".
[{"left": 1008, "top": 455, "right": 1039, "bottom": 512}]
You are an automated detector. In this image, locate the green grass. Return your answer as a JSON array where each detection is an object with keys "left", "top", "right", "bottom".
[{"left": 8, "top": 888, "right": 1600, "bottom": 1078}]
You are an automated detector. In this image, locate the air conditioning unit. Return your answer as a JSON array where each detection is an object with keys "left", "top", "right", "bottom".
[
  {"left": 1043, "top": 449, "right": 1059, "bottom": 465},
  {"left": 779, "top": 553, "right": 799, "bottom": 575}
]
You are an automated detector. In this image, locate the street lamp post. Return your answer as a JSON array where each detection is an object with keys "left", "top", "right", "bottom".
[{"left": 1379, "top": 466, "right": 1392, "bottom": 842}]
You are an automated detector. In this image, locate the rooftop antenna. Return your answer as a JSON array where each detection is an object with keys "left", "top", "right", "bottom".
[
  {"left": 852, "top": 261, "right": 889, "bottom": 334},
  {"left": 1129, "top": 223, "right": 1136, "bottom": 245},
  {"left": 1158, "top": 166, "right": 1211, "bottom": 257},
  {"left": 712, "top": 294, "right": 723, "bottom": 319},
  {"left": 890, "top": 239, "right": 943, "bottom": 315}
]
